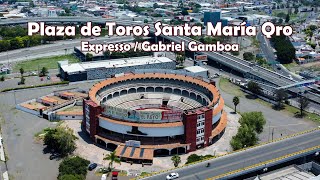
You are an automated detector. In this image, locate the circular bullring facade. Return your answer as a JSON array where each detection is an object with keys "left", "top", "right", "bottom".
[{"left": 83, "top": 71, "right": 227, "bottom": 163}]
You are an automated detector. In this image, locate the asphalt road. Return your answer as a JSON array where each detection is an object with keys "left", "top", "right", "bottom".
[
  {"left": 145, "top": 129, "right": 320, "bottom": 180},
  {"left": 256, "top": 31, "right": 298, "bottom": 79},
  {"left": 0, "top": 36, "right": 134, "bottom": 64}
]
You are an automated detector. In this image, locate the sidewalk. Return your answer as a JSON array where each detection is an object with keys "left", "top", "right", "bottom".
[
  {"left": 0, "top": 135, "right": 8, "bottom": 180},
  {"left": 0, "top": 136, "right": 5, "bottom": 161}
]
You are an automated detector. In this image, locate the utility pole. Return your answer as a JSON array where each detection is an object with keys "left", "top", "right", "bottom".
[
  {"left": 13, "top": 90, "right": 17, "bottom": 105},
  {"left": 271, "top": 128, "right": 274, "bottom": 141},
  {"left": 268, "top": 122, "right": 270, "bottom": 142}
]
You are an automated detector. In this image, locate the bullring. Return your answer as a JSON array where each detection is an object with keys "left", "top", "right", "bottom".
[{"left": 82, "top": 70, "right": 227, "bottom": 164}]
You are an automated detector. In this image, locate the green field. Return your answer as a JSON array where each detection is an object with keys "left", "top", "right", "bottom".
[
  {"left": 219, "top": 77, "right": 244, "bottom": 97},
  {"left": 13, "top": 54, "right": 80, "bottom": 73},
  {"left": 282, "top": 61, "right": 298, "bottom": 71},
  {"left": 255, "top": 98, "right": 320, "bottom": 123}
]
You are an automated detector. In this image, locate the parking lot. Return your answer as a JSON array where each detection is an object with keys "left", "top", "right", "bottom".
[{"left": 0, "top": 82, "right": 95, "bottom": 180}]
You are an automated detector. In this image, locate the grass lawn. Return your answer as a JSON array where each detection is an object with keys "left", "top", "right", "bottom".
[
  {"left": 282, "top": 61, "right": 298, "bottom": 71},
  {"left": 219, "top": 77, "right": 244, "bottom": 97},
  {"left": 62, "top": 106, "right": 83, "bottom": 112},
  {"left": 13, "top": 54, "right": 80, "bottom": 73},
  {"left": 251, "top": 36, "right": 260, "bottom": 48},
  {"left": 254, "top": 98, "right": 320, "bottom": 123},
  {"left": 284, "top": 105, "right": 320, "bottom": 123}
]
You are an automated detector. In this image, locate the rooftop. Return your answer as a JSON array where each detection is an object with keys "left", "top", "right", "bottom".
[
  {"left": 59, "top": 56, "right": 173, "bottom": 74},
  {"left": 258, "top": 166, "right": 316, "bottom": 180},
  {"left": 184, "top": 66, "right": 208, "bottom": 73}
]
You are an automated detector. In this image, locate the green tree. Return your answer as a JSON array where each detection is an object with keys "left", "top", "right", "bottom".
[
  {"left": 239, "top": 112, "right": 266, "bottom": 134},
  {"left": 185, "top": 154, "right": 213, "bottom": 164},
  {"left": 186, "top": 154, "right": 201, "bottom": 164},
  {"left": 10, "top": 37, "right": 24, "bottom": 49},
  {"left": 243, "top": 52, "right": 255, "bottom": 61},
  {"left": 202, "top": 36, "right": 219, "bottom": 44},
  {"left": 276, "top": 12, "right": 286, "bottom": 19},
  {"left": 144, "top": 19, "right": 148, "bottom": 23},
  {"left": 176, "top": 55, "right": 185, "bottom": 65},
  {"left": 171, "top": 155, "right": 181, "bottom": 167},
  {"left": 0, "top": 40, "right": 11, "bottom": 52},
  {"left": 181, "top": 9, "right": 189, "bottom": 16},
  {"left": 275, "top": 89, "right": 287, "bottom": 109},
  {"left": 44, "top": 127, "right": 77, "bottom": 156},
  {"left": 0, "top": 76, "right": 4, "bottom": 81},
  {"left": 58, "top": 156, "right": 90, "bottom": 180},
  {"left": 233, "top": 96, "right": 240, "bottom": 113},
  {"left": 44, "top": 128, "right": 57, "bottom": 149},
  {"left": 294, "top": 7, "right": 299, "bottom": 14},
  {"left": 308, "top": 25, "right": 317, "bottom": 31},
  {"left": 256, "top": 57, "right": 267, "bottom": 66},
  {"left": 285, "top": 13, "right": 290, "bottom": 23},
  {"left": 19, "top": 67, "right": 24, "bottom": 76},
  {"left": 298, "top": 95, "right": 309, "bottom": 117},
  {"left": 231, "top": 51, "right": 240, "bottom": 56},
  {"left": 247, "top": 81, "right": 261, "bottom": 95},
  {"left": 20, "top": 76, "right": 25, "bottom": 85},
  {"left": 59, "top": 174, "right": 84, "bottom": 180},
  {"left": 40, "top": 67, "right": 48, "bottom": 77},
  {"left": 230, "top": 124, "right": 258, "bottom": 150},
  {"left": 153, "top": 3, "right": 160, "bottom": 9},
  {"left": 85, "top": 53, "right": 93, "bottom": 61},
  {"left": 103, "top": 50, "right": 111, "bottom": 59},
  {"left": 103, "top": 151, "right": 121, "bottom": 171},
  {"left": 278, "top": 18, "right": 283, "bottom": 24}
]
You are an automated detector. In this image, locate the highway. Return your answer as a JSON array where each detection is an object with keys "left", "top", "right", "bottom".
[
  {"left": 0, "top": 36, "right": 134, "bottom": 64},
  {"left": 144, "top": 129, "right": 320, "bottom": 180}
]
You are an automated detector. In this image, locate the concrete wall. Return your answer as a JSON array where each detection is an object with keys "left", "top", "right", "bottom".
[
  {"left": 58, "top": 115, "right": 83, "bottom": 120},
  {"left": 86, "top": 61, "right": 176, "bottom": 80},
  {"left": 16, "top": 104, "right": 40, "bottom": 116},
  {"left": 98, "top": 118, "right": 184, "bottom": 137}
]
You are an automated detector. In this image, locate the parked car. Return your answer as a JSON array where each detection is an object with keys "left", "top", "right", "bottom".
[
  {"left": 49, "top": 153, "right": 60, "bottom": 160},
  {"left": 166, "top": 172, "right": 179, "bottom": 180},
  {"left": 88, "top": 163, "right": 97, "bottom": 171}
]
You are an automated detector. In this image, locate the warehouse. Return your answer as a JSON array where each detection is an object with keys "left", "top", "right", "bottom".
[{"left": 58, "top": 56, "right": 176, "bottom": 82}]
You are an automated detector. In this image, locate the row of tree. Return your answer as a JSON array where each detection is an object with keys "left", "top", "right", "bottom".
[
  {"left": 44, "top": 127, "right": 77, "bottom": 156},
  {"left": 230, "top": 112, "right": 266, "bottom": 150},
  {"left": 58, "top": 156, "right": 90, "bottom": 180},
  {"left": 270, "top": 34, "right": 296, "bottom": 64},
  {"left": 247, "top": 81, "right": 310, "bottom": 117}
]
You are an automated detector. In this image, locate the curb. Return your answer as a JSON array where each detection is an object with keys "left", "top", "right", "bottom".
[
  {"left": 133, "top": 127, "right": 320, "bottom": 179},
  {"left": 209, "top": 145, "right": 320, "bottom": 180}
]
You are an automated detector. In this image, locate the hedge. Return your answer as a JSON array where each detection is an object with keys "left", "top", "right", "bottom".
[{"left": 1, "top": 81, "right": 69, "bottom": 92}]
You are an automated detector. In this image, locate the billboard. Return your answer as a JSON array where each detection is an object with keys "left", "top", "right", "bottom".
[
  {"left": 125, "top": 140, "right": 141, "bottom": 147},
  {"left": 162, "top": 110, "right": 183, "bottom": 121},
  {"left": 195, "top": 55, "right": 208, "bottom": 61},
  {"left": 104, "top": 105, "right": 182, "bottom": 122}
]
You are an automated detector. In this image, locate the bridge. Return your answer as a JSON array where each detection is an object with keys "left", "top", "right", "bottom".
[{"left": 140, "top": 128, "right": 320, "bottom": 180}]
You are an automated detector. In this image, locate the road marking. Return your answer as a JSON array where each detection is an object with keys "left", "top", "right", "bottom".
[
  {"left": 209, "top": 144, "right": 320, "bottom": 179},
  {"left": 176, "top": 136, "right": 320, "bottom": 180},
  {"left": 135, "top": 128, "right": 320, "bottom": 180}
]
